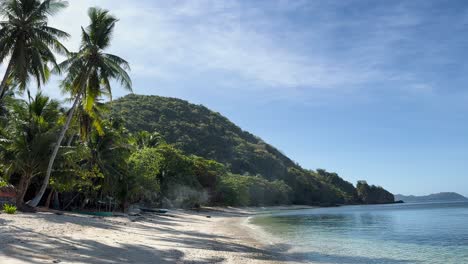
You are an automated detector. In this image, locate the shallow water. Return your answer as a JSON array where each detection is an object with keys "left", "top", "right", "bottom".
[{"left": 251, "top": 202, "right": 468, "bottom": 263}]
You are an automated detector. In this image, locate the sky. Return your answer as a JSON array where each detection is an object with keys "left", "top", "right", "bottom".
[{"left": 2, "top": 0, "right": 468, "bottom": 196}]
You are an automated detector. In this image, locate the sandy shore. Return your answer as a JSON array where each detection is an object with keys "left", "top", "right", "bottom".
[{"left": 0, "top": 207, "right": 312, "bottom": 264}]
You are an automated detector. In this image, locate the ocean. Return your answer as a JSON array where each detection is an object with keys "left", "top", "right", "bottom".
[{"left": 250, "top": 201, "right": 468, "bottom": 263}]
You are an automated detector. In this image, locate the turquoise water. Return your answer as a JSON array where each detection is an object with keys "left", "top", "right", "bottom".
[{"left": 251, "top": 202, "right": 468, "bottom": 263}]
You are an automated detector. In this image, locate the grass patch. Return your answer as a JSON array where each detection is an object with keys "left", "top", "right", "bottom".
[{"left": 3, "top": 204, "right": 17, "bottom": 214}]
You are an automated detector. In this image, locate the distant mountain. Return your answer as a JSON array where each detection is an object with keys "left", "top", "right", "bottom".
[{"left": 395, "top": 192, "right": 468, "bottom": 203}]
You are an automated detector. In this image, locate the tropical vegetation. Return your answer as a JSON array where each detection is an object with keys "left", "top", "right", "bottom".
[
  {"left": 0, "top": 0, "right": 69, "bottom": 103},
  {"left": 3, "top": 203, "right": 17, "bottom": 214},
  {"left": 0, "top": 0, "right": 394, "bottom": 212}
]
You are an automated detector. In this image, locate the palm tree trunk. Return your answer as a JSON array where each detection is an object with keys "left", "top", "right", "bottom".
[
  {"left": 44, "top": 190, "right": 54, "bottom": 208},
  {"left": 27, "top": 94, "right": 82, "bottom": 207},
  {"left": 0, "top": 59, "right": 15, "bottom": 103},
  {"left": 16, "top": 174, "right": 32, "bottom": 208}
]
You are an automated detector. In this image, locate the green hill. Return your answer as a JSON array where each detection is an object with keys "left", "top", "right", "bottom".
[{"left": 110, "top": 94, "right": 394, "bottom": 205}]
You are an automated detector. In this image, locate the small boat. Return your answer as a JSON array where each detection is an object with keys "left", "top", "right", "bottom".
[{"left": 140, "top": 208, "right": 169, "bottom": 214}]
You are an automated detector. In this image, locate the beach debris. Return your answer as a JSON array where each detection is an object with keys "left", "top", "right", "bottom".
[
  {"left": 206, "top": 215, "right": 212, "bottom": 218},
  {"left": 52, "top": 259, "right": 61, "bottom": 263},
  {"left": 130, "top": 216, "right": 145, "bottom": 222}
]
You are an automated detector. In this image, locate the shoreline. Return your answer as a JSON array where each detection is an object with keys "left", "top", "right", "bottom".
[{"left": 0, "top": 206, "right": 314, "bottom": 264}]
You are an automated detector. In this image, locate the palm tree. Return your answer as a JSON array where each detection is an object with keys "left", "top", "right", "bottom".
[
  {"left": 0, "top": 0, "right": 69, "bottom": 103},
  {"left": 131, "top": 131, "right": 165, "bottom": 149},
  {"left": 27, "top": 7, "right": 132, "bottom": 207},
  {"left": 82, "top": 118, "right": 132, "bottom": 210},
  {"left": 0, "top": 92, "right": 61, "bottom": 208}
]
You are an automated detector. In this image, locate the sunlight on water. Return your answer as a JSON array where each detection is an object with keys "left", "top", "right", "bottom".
[{"left": 251, "top": 202, "right": 468, "bottom": 264}]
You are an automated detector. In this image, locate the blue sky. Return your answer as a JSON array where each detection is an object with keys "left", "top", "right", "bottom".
[{"left": 3, "top": 0, "right": 468, "bottom": 196}]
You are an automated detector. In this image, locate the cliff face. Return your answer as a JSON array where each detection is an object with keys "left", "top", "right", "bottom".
[{"left": 357, "top": 181, "right": 395, "bottom": 204}]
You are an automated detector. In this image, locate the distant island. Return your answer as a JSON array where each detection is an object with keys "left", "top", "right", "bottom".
[{"left": 395, "top": 192, "right": 468, "bottom": 203}]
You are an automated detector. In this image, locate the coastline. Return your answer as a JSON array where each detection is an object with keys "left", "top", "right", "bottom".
[{"left": 0, "top": 206, "right": 313, "bottom": 264}]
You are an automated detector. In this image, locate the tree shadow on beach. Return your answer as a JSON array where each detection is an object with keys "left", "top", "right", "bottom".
[
  {"left": 0, "top": 217, "right": 11, "bottom": 225},
  {"left": 0, "top": 212, "right": 230, "bottom": 264},
  {"left": 0, "top": 224, "right": 225, "bottom": 264},
  {"left": 20, "top": 211, "right": 200, "bottom": 230},
  {"left": 1, "top": 212, "right": 419, "bottom": 264}
]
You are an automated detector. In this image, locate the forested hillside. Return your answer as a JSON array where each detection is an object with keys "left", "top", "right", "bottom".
[
  {"left": 112, "top": 94, "right": 296, "bottom": 179},
  {"left": 110, "top": 94, "right": 395, "bottom": 205}
]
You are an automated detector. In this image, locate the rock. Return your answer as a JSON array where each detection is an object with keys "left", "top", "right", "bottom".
[
  {"left": 128, "top": 212, "right": 140, "bottom": 216},
  {"left": 130, "top": 216, "right": 145, "bottom": 222},
  {"left": 128, "top": 204, "right": 141, "bottom": 215}
]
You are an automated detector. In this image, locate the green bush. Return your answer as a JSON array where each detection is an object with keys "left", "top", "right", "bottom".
[
  {"left": 3, "top": 204, "right": 17, "bottom": 214},
  {"left": 0, "top": 178, "right": 7, "bottom": 188},
  {"left": 215, "top": 174, "right": 292, "bottom": 206}
]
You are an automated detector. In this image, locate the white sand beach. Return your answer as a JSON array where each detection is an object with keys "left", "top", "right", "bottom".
[{"left": 0, "top": 208, "right": 310, "bottom": 264}]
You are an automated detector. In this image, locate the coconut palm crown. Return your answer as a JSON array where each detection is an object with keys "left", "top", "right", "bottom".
[
  {"left": 59, "top": 7, "right": 132, "bottom": 106},
  {"left": 0, "top": 0, "right": 69, "bottom": 101}
]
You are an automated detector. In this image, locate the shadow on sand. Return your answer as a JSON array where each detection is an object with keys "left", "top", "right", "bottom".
[{"left": 0, "top": 212, "right": 419, "bottom": 264}]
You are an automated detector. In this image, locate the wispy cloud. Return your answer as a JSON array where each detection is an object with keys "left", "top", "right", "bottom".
[
  {"left": 45, "top": 1, "right": 403, "bottom": 91},
  {"left": 2, "top": 0, "right": 466, "bottom": 101}
]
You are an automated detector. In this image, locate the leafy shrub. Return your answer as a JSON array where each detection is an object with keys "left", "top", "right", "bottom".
[
  {"left": 0, "top": 177, "right": 7, "bottom": 188},
  {"left": 3, "top": 204, "right": 17, "bottom": 214},
  {"left": 127, "top": 148, "right": 163, "bottom": 204},
  {"left": 215, "top": 174, "right": 292, "bottom": 206},
  {"left": 216, "top": 174, "right": 250, "bottom": 206}
]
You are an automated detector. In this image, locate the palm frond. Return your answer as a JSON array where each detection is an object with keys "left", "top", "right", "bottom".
[
  {"left": 0, "top": 0, "right": 69, "bottom": 97},
  {"left": 55, "top": 6, "right": 131, "bottom": 141}
]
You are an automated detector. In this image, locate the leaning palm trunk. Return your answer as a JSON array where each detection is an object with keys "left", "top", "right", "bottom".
[
  {"left": 27, "top": 94, "right": 82, "bottom": 207},
  {"left": 0, "top": 60, "right": 14, "bottom": 103},
  {"left": 16, "top": 173, "right": 32, "bottom": 208}
]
